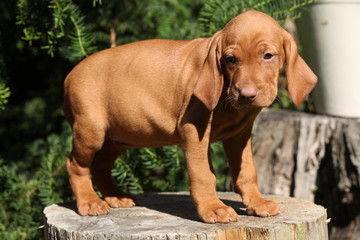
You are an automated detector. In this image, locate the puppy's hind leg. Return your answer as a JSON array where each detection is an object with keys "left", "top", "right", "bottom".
[
  {"left": 91, "top": 138, "right": 137, "bottom": 208},
  {"left": 66, "top": 121, "right": 109, "bottom": 216}
]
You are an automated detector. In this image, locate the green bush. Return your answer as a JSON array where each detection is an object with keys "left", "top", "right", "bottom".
[{"left": 0, "top": 126, "right": 71, "bottom": 239}]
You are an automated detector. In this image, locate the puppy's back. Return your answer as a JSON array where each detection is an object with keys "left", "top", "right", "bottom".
[{"left": 64, "top": 38, "right": 208, "bottom": 147}]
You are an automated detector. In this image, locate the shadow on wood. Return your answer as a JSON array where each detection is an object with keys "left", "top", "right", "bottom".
[{"left": 55, "top": 192, "right": 247, "bottom": 222}]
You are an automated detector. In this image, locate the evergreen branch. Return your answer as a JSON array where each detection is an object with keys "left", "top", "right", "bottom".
[
  {"left": 16, "top": 0, "right": 43, "bottom": 46},
  {"left": 0, "top": 35, "right": 10, "bottom": 112},
  {"left": 93, "top": 0, "right": 102, "bottom": 7},
  {"left": 199, "top": 0, "right": 317, "bottom": 37},
  {"left": 63, "top": 2, "right": 97, "bottom": 60},
  {"left": 16, "top": 0, "right": 96, "bottom": 60},
  {"left": 70, "top": 15, "right": 88, "bottom": 57},
  {"left": 0, "top": 82, "right": 10, "bottom": 111},
  {"left": 27, "top": 163, "right": 65, "bottom": 197},
  {"left": 113, "top": 157, "right": 144, "bottom": 194}
]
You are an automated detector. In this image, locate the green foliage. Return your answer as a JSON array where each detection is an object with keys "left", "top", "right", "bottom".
[
  {"left": 0, "top": 122, "right": 73, "bottom": 240},
  {"left": 119, "top": 146, "right": 188, "bottom": 193},
  {"left": 112, "top": 157, "right": 144, "bottom": 194},
  {"left": 17, "top": 0, "right": 97, "bottom": 60},
  {"left": 16, "top": 0, "right": 43, "bottom": 46},
  {"left": 0, "top": 22, "right": 10, "bottom": 111},
  {"left": 57, "top": 2, "right": 97, "bottom": 60},
  {"left": 0, "top": 159, "right": 39, "bottom": 240},
  {"left": 34, "top": 128, "right": 73, "bottom": 206},
  {"left": 16, "top": 0, "right": 203, "bottom": 60},
  {"left": 0, "top": 81, "right": 10, "bottom": 111},
  {"left": 111, "top": 147, "right": 187, "bottom": 195},
  {"left": 93, "top": 0, "right": 102, "bottom": 7},
  {"left": 199, "top": 0, "right": 317, "bottom": 37}
]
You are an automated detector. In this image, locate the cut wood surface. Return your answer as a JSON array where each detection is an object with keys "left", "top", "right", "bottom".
[{"left": 44, "top": 192, "right": 328, "bottom": 240}]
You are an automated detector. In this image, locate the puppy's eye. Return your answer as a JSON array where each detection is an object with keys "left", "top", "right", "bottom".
[
  {"left": 226, "top": 56, "right": 237, "bottom": 64},
  {"left": 264, "top": 53, "right": 274, "bottom": 60}
]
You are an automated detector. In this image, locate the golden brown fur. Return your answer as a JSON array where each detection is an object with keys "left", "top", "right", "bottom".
[{"left": 64, "top": 10, "right": 317, "bottom": 223}]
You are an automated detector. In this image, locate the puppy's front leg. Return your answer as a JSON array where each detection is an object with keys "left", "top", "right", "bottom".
[
  {"left": 180, "top": 99, "right": 238, "bottom": 223},
  {"left": 222, "top": 129, "right": 280, "bottom": 217}
]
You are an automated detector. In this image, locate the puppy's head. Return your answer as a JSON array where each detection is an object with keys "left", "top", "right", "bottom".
[{"left": 194, "top": 10, "right": 317, "bottom": 111}]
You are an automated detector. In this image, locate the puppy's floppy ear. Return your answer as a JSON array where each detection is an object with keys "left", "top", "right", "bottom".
[
  {"left": 284, "top": 31, "right": 317, "bottom": 106},
  {"left": 193, "top": 31, "right": 223, "bottom": 111}
]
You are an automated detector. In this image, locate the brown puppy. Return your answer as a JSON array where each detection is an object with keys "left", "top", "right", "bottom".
[{"left": 64, "top": 10, "right": 317, "bottom": 223}]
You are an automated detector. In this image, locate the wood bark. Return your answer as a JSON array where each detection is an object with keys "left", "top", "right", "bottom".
[
  {"left": 252, "top": 110, "right": 360, "bottom": 239},
  {"left": 44, "top": 192, "right": 327, "bottom": 240}
]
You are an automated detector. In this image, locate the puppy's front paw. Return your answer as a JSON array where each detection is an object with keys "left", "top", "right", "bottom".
[
  {"left": 105, "top": 195, "right": 137, "bottom": 208},
  {"left": 245, "top": 198, "right": 280, "bottom": 217},
  {"left": 198, "top": 202, "right": 238, "bottom": 223},
  {"left": 77, "top": 198, "right": 110, "bottom": 216}
]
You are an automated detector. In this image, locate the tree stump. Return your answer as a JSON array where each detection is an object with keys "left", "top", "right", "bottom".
[
  {"left": 44, "top": 192, "right": 328, "bottom": 240},
  {"left": 252, "top": 110, "right": 360, "bottom": 239}
]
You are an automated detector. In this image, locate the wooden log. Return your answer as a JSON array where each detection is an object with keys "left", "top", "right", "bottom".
[
  {"left": 252, "top": 110, "right": 360, "bottom": 239},
  {"left": 44, "top": 192, "right": 328, "bottom": 240},
  {"left": 253, "top": 110, "right": 360, "bottom": 200}
]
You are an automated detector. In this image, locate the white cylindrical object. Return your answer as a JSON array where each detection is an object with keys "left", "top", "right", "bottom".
[{"left": 297, "top": 0, "right": 360, "bottom": 117}]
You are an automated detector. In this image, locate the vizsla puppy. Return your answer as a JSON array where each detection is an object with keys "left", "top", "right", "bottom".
[{"left": 64, "top": 10, "right": 317, "bottom": 223}]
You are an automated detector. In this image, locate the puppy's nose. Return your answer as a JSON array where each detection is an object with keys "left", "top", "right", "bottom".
[{"left": 240, "top": 87, "right": 258, "bottom": 100}]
